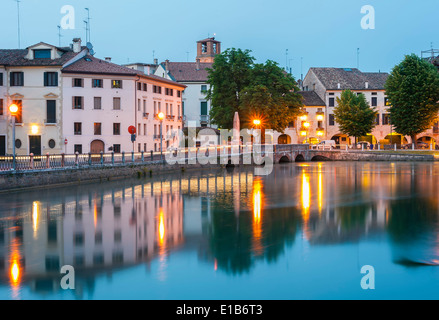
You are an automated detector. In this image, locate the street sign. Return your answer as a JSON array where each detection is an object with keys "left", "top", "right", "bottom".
[
  {"left": 128, "top": 125, "right": 136, "bottom": 135},
  {"left": 131, "top": 134, "right": 136, "bottom": 142},
  {"left": 64, "top": 138, "right": 68, "bottom": 144}
]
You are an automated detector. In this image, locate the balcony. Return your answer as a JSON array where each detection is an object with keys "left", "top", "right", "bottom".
[
  {"left": 200, "top": 115, "right": 209, "bottom": 124},
  {"left": 153, "top": 134, "right": 162, "bottom": 139},
  {"left": 167, "top": 115, "right": 175, "bottom": 120},
  {"left": 143, "top": 112, "right": 149, "bottom": 119}
]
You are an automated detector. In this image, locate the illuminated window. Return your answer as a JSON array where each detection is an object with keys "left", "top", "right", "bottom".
[
  {"left": 112, "top": 80, "right": 122, "bottom": 89},
  {"left": 94, "top": 122, "right": 102, "bottom": 135}
]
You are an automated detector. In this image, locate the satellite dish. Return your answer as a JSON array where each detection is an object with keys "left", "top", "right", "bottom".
[{"left": 86, "top": 42, "right": 95, "bottom": 56}]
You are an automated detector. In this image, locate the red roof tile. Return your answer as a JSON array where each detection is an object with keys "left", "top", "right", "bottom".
[{"left": 165, "top": 62, "right": 213, "bottom": 82}]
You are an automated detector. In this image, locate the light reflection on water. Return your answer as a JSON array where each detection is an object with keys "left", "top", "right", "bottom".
[{"left": 1, "top": 162, "right": 439, "bottom": 299}]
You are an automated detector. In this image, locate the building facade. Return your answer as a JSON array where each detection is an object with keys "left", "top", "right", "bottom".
[
  {"left": 299, "top": 68, "right": 407, "bottom": 146},
  {"left": 0, "top": 39, "right": 88, "bottom": 156},
  {"left": 154, "top": 37, "right": 220, "bottom": 128},
  {"left": 0, "top": 39, "right": 185, "bottom": 156}
]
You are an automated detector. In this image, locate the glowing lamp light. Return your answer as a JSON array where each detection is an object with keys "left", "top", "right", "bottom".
[
  {"left": 11, "top": 261, "right": 20, "bottom": 284},
  {"left": 9, "top": 104, "right": 19, "bottom": 115},
  {"left": 316, "top": 114, "right": 324, "bottom": 121},
  {"left": 303, "top": 122, "right": 310, "bottom": 128},
  {"left": 253, "top": 119, "right": 261, "bottom": 126},
  {"left": 317, "top": 131, "right": 324, "bottom": 136},
  {"left": 158, "top": 112, "right": 165, "bottom": 120},
  {"left": 31, "top": 125, "right": 39, "bottom": 135},
  {"left": 300, "top": 115, "right": 308, "bottom": 121},
  {"left": 300, "top": 131, "right": 307, "bottom": 136}
]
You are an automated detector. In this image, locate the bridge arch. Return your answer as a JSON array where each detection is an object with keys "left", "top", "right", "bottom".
[
  {"left": 295, "top": 154, "right": 305, "bottom": 162},
  {"left": 279, "top": 155, "right": 291, "bottom": 163},
  {"left": 311, "top": 155, "right": 331, "bottom": 161}
]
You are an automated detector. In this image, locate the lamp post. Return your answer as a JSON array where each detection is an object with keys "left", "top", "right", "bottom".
[
  {"left": 158, "top": 112, "right": 164, "bottom": 161},
  {"left": 9, "top": 104, "right": 18, "bottom": 171},
  {"left": 253, "top": 119, "right": 261, "bottom": 144}
]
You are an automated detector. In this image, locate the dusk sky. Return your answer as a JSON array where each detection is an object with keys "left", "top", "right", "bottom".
[{"left": 0, "top": 0, "right": 437, "bottom": 79}]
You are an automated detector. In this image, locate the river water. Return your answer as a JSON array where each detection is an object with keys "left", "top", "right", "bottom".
[{"left": 1, "top": 161, "right": 439, "bottom": 300}]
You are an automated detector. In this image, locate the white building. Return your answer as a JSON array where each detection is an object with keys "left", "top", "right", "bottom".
[
  {"left": 154, "top": 37, "right": 221, "bottom": 128},
  {"left": 0, "top": 39, "right": 88, "bottom": 155},
  {"left": 62, "top": 55, "right": 185, "bottom": 154},
  {"left": 299, "top": 68, "right": 396, "bottom": 146}
]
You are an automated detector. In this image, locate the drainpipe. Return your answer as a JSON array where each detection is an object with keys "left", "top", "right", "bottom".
[{"left": 134, "top": 75, "right": 140, "bottom": 153}]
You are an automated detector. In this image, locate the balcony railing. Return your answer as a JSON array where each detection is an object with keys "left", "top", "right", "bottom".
[
  {"left": 143, "top": 112, "right": 149, "bottom": 119},
  {"left": 200, "top": 115, "right": 209, "bottom": 123}
]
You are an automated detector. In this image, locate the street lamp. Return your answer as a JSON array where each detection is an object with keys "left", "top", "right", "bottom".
[
  {"left": 9, "top": 104, "right": 18, "bottom": 171},
  {"left": 158, "top": 112, "right": 165, "bottom": 160},
  {"left": 252, "top": 119, "right": 261, "bottom": 144}
]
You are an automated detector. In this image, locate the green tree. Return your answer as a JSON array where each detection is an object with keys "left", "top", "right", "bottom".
[
  {"left": 333, "top": 90, "right": 377, "bottom": 144},
  {"left": 385, "top": 54, "right": 439, "bottom": 146},
  {"left": 206, "top": 49, "right": 303, "bottom": 131}
]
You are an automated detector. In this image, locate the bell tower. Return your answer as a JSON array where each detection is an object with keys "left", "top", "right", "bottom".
[{"left": 196, "top": 37, "right": 221, "bottom": 63}]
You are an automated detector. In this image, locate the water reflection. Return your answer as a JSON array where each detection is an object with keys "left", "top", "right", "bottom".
[{"left": 0, "top": 162, "right": 439, "bottom": 299}]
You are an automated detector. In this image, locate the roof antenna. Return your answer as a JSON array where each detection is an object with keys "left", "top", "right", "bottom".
[
  {"left": 85, "top": 8, "right": 91, "bottom": 43},
  {"left": 15, "top": 0, "right": 21, "bottom": 48},
  {"left": 57, "top": 25, "right": 62, "bottom": 47},
  {"left": 357, "top": 48, "right": 360, "bottom": 69}
]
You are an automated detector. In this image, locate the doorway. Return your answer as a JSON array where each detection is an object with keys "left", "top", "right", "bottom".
[
  {"left": 29, "top": 135, "right": 41, "bottom": 155},
  {"left": 0, "top": 136, "right": 5, "bottom": 156},
  {"left": 90, "top": 140, "right": 105, "bottom": 154}
]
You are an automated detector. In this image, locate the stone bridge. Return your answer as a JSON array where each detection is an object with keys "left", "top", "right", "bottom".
[
  {"left": 273, "top": 144, "right": 334, "bottom": 163},
  {"left": 272, "top": 144, "right": 435, "bottom": 163}
]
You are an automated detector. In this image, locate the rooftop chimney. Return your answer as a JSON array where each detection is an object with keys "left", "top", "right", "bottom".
[
  {"left": 105, "top": 57, "right": 112, "bottom": 62},
  {"left": 72, "top": 38, "right": 82, "bottom": 53},
  {"left": 165, "top": 59, "right": 170, "bottom": 72},
  {"left": 196, "top": 58, "right": 201, "bottom": 71},
  {"left": 154, "top": 58, "right": 158, "bottom": 65}
]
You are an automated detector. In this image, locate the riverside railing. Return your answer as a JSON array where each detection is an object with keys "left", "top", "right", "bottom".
[
  {"left": 0, "top": 145, "right": 264, "bottom": 172},
  {"left": 0, "top": 150, "right": 167, "bottom": 172}
]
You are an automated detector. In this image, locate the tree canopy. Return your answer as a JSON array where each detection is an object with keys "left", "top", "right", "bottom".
[
  {"left": 333, "top": 90, "right": 377, "bottom": 143},
  {"left": 206, "top": 48, "right": 303, "bottom": 132},
  {"left": 385, "top": 54, "right": 439, "bottom": 144}
]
